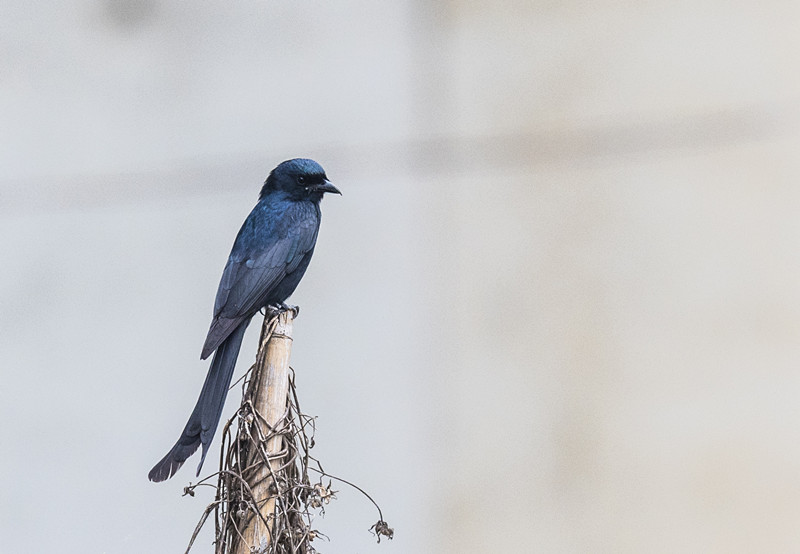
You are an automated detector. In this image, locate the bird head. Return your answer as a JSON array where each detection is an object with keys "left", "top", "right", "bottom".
[{"left": 260, "top": 158, "right": 341, "bottom": 201}]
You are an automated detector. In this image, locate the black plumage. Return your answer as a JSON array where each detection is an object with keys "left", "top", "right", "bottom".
[{"left": 148, "top": 158, "right": 340, "bottom": 482}]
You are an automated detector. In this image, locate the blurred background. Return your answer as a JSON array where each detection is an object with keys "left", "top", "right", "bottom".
[{"left": 2, "top": 1, "right": 800, "bottom": 552}]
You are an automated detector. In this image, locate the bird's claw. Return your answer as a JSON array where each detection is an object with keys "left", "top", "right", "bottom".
[{"left": 269, "top": 302, "right": 300, "bottom": 317}]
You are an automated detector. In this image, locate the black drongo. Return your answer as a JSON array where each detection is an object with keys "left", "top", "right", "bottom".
[{"left": 148, "top": 158, "right": 340, "bottom": 482}]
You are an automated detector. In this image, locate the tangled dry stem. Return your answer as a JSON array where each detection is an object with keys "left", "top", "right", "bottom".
[{"left": 183, "top": 313, "right": 393, "bottom": 554}]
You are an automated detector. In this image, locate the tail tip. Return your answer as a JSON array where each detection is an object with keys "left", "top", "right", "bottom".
[{"left": 148, "top": 457, "right": 185, "bottom": 482}]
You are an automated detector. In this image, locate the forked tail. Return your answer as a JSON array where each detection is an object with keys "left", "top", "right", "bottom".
[{"left": 148, "top": 320, "right": 249, "bottom": 482}]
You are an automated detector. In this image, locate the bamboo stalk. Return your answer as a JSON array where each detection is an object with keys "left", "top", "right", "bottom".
[{"left": 232, "top": 309, "right": 295, "bottom": 554}]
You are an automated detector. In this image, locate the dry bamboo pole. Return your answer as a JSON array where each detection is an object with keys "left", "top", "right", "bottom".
[{"left": 232, "top": 308, "right": 295, "bottom": 554}]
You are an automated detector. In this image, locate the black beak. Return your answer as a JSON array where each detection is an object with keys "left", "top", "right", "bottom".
[{"left": 313, "top": 179, "right": 341, "bottom": 195}]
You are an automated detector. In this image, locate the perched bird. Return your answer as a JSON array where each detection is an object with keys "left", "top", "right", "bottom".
[{"left": 148, "top": 158, "right": 340, "bottom": 482}]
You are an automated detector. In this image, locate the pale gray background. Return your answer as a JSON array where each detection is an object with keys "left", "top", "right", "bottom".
[{"left": 2, "top": 1, "right": 800, "bottom": 553}]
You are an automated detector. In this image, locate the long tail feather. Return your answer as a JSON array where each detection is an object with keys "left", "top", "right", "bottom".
[{"left": 148, "top": 320, "right": 249, "bottom": 482}]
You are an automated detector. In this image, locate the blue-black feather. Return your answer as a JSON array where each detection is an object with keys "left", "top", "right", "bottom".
[{"left": 148, "top": 159, "right": 338, "bottom": 482}]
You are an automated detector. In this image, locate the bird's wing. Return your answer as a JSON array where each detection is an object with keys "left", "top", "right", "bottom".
[
  {"left": 216, "top": 216, "right": 318, "bottom": 318},
  {"left": 201, "top": 210, "right": 319, "bottom": 357}
]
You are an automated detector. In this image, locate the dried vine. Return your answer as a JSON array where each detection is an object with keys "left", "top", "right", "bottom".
[{"left": 182, "top": 311, "right": 393, "bottom": 553}]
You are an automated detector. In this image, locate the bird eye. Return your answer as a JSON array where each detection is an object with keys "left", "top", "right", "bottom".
[{"left": 297, "top": 176, "right": 306, "bottom": 185}]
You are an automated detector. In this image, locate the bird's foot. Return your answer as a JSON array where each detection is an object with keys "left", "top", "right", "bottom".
[{"left": 269, "top": 302, "right": 300, "bottom": 317}]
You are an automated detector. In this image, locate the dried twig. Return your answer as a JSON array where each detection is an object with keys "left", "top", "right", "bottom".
[{"left": 183, "top": 308, "right": 392, "bottom": 553}]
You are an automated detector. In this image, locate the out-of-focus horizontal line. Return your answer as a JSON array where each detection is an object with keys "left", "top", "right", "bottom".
[
  {"left": 401, "top": 104, "right": 796, "bottom": 174},
  {"left": 0, "top": 103, "right": 795, "bottom": 212}
]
